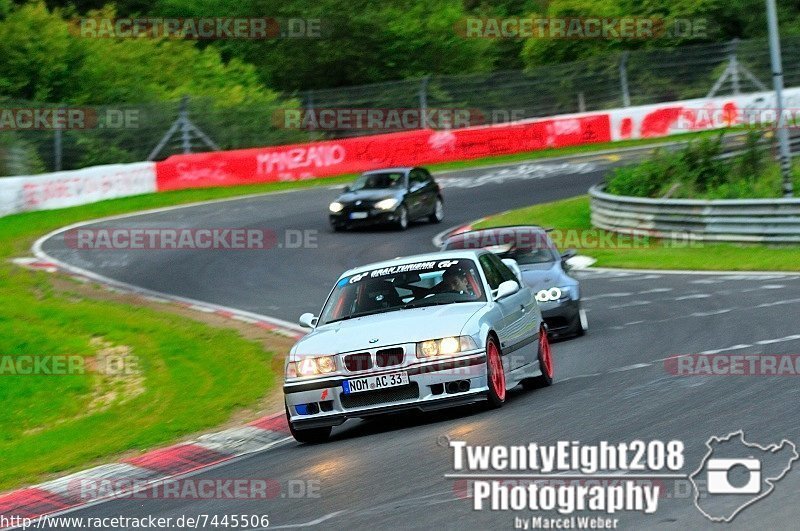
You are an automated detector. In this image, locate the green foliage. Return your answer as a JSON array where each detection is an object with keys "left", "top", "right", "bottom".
[
  {"left": 606, "top": 131, "right": 800, "bottom": 199},
  {"left": 0, "top": 132, "right": 46, "bottom": 176}
]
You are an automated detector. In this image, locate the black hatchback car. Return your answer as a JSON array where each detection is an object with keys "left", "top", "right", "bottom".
[{"left": 328, "top": 167, "right": 443, "bottom": 231}]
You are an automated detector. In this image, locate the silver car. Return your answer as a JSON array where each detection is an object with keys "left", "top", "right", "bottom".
[{"left": 284, "top": 250, "right": 554, "bottom": 443}]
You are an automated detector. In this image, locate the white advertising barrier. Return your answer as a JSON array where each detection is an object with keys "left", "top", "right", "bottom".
[
  {"left": 0, "top": 162, "right": 156, "bottom": 217},
  {"left": 608, "top": 87, "right": 800, "bottom": 141}
]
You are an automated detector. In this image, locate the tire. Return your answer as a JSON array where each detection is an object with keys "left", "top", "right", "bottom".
[
  {"left": 286, "top": 407, "right": 331, "bottom": 444},
  {"left": 429, "top": 197, "right": 444, "bottom": 224},
  {"left": 395, "top": 205, "right": 409, "bottom": 230},
  {"left": 523, "top": 326, "right": 554, "bottom": 390},
  {"left": 485, "top": 335, "right": 506, "bottom": 408},
  {"left": 574, "top": 306, "right": 588, "bottom": 337}
]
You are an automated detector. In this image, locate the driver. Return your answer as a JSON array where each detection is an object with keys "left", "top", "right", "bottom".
[{"left": 438, "top": 264, "right": 470, "bottom": 294}]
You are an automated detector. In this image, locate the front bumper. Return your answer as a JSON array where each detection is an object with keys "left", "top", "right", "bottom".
[
  {"left": 329, "top": 208, "right": 400, "bottom": 228},
  {"left": 539, "top": 298, "right": 581, "bottom": 336},
  {"left": 284, "top": 351, "right": 487, "bottom": 429}
]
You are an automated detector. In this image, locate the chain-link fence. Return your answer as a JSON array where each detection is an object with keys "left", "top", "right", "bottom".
[{"left": 2, "top": 36, "right": 799, "bottom": 177}]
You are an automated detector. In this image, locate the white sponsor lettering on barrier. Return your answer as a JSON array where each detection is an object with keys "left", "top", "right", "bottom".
[
  {"left": 0, "top": 162, "right": 156, "bottom": 217},
  {"left": 608, "top": 87, "right": 800, "bottom": 141}
]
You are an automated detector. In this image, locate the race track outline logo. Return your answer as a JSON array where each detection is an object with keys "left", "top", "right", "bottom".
[{"left": 689, "top": 430, "right": 798, "bottom": 522}]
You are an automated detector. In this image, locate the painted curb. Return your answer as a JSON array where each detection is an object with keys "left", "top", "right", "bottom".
[{"left": 0, "top": 414, "right": 293, "bottom": 527}]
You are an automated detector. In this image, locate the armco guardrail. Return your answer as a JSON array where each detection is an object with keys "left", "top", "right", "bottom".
[{"left": 589, "top": 185, "right": 800, "bottom": 244}]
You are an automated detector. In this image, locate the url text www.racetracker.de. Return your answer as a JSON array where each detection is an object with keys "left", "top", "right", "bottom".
[{"left": 0, "top": 514, "right": 271, "bottom": 530}]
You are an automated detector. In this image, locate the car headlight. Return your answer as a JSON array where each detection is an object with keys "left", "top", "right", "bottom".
[
  {"left": 416, "top": 336, "right": 478, "bottom": 358},
  {"left": 375, "top": 198, "right": 399, "bottom": 210},
  {"left": 329, "top": 202, "right": 344, "bottom": 213},
  {"left": 558, "top": 286, "right": 574, "bottom": 299},
  {"left": 287, "top": 355, "right": 337, "bottom": 378},
  {"left": 535, "top": 287, "right": 563, "bottom": 302}
]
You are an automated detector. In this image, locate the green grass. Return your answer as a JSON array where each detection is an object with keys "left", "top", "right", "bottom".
[
  {"left": 476, "top": 196, "right": 800, "bottom": 271},
  {"left": 0, "top": 202, "right": 287, "bottom": 490}
]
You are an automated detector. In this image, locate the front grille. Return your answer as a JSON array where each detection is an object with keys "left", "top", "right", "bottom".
[
  {"left": 341, "top": 383, "right": 419, "bottom": 409},
  {"left": 375, "top": 347, "right": 404, "bottom": 367},
  {"left": 344, "top": 352, "right": 372, "bottom": 372}
]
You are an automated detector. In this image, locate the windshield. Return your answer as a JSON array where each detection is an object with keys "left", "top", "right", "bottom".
[
  {"left": 349, "top": 172, "right": 406, "bottom": 191},
  {"left": 319, "top": 259, "right": 485, "bottom": 325},
  {"left": 443, "top": 230, "right": 559, "bottom": 265}
]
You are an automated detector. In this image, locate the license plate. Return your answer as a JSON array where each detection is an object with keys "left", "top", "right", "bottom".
[
  {"left": 342, "top": 372, "right": 409, "bottom": 394},
  {"left": 350, "top": 212, "right": 369, "bottom": 219}
]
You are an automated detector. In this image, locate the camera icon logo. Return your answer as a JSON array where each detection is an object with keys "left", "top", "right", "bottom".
[
  {"left": 706, "top": 458, "right": 761, "bottom": 494},
  {"left": 690, "top": 430, "right": 798, "bottom": 522}
]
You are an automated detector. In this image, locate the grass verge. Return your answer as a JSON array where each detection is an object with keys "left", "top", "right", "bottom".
[
  {"left": 475, "top": 196, "right": 800, "bottom": 271},
  {"left": 0, "top": 208, "right": 292, "bottom": 491}
]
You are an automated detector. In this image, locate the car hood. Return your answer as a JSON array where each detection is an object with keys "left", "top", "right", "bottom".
[
  {"left": 337, "top": 189, "right": 403, "bottom": 203},
  {"left": 520, "top": 262, "right": 571, "bottom": 290},
  {"left": 293, "top": 303, "right": 485, "bottom": 358}
]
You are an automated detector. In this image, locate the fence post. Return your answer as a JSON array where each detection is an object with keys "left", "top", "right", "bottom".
[
  {"left": 179, "top": 96, "right": 192, "bottom": 154},
  {"left": 148, "top": 95, "right": 219, "bottom": 161},
  {"left": 305, "top": 90, "right": 315, "bottom": 139},
  {"left": 419, "top": 76, "right": 430, "bottom": 128},
  {"left": 619, "top": 52, "right": 631, "bottom": 107},
  {"left": 577, "top": 92, "right": 586, "bottom": 113},
  {"left": 54, "top": 128, "right": 62, "bottom": 172},
  {"left": 730, "top": 38, "right": 741, "bottom": 95}
]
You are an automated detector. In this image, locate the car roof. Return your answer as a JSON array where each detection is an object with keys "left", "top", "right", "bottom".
[
  {"left": 446, "top": 225, "right": 548, "bottom": 238},
  {"left": 361, "top": 167, "right": 416, "bottom": 175},
  {"left": 340, "top": 250, "right": 486, "bottom": 278},
  {"left": 442, "top": 225, "right": 550, "bottom": 243}
]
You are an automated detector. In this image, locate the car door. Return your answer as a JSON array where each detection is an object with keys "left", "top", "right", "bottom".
[
  {"left": 481, "top": 253, "right": 537, "bottom": 370},
  {"left": 407, "top": 169, "right": 429, "bottom": 218},
  {"left": 420, "top": 168, "right": 439, "bottom": 215}
]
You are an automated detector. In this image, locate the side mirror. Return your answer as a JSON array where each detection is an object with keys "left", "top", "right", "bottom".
[
  {"left": 501, "top": 258, "right": 523, "bottom": 283},
  {"left": 495, "top": 280, "right": 520, "bottom": 300},
  {"left": 342, "top": 185, "right": 351, "bottom": 193},
  {"left": 299, "top": 313, "right": 318, "bottom": 328},
  {"left": 561, "top": 249, "right": 576, "bottom": 269}
]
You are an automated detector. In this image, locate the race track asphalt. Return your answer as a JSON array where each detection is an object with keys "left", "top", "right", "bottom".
[{"left": 37, "top": 156, "right": 800, "bottom": 529}]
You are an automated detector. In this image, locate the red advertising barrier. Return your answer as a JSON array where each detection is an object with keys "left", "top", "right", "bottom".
[{"left": 154, "top": 114, "right": 611, "bottom": 191}]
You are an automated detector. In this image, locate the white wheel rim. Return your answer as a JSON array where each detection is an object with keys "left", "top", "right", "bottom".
[
  {"left": 435, "top": 200, "right": 443, "bottom": 220},
  {"left": 579, "top": 308, "right": 588, "bottom": 331},
  {"left": 400, "top": 208, "right": 407, "bottom": 227}
]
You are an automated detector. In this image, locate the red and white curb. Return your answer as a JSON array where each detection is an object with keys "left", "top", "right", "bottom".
[{"left": 0, "top": 414, "right": 293, "bottom": 526}]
